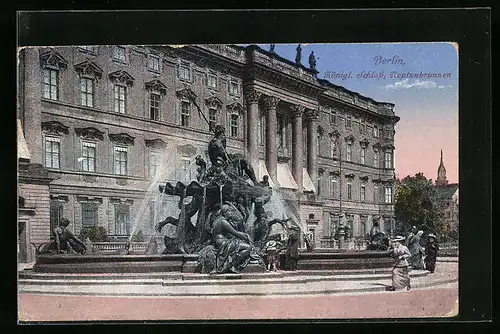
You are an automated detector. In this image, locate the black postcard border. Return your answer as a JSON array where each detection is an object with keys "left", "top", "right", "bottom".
[{"left": 7, "top": 8, "right": 492, "bottom": 329}]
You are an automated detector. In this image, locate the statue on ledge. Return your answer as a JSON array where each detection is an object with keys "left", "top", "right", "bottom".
[
  {"left": 39, "top": 218, "right": 86, "bottom": 255},
  {"left": 295, "top": 44, "right": 302, "bottom": 65},
  {"left": 309, "top": 51, "right": 316, "bottom": 71}
]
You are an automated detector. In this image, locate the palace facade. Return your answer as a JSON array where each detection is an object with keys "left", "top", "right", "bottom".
[{"left": 17, "top": 44, "right": 399, "bottom": 261}]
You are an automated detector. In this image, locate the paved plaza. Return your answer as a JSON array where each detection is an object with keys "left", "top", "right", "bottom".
[{"left": 18, "top": 260, "right": 458, "bottom": 321}]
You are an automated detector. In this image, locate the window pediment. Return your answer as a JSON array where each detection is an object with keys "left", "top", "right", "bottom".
[
  {"left": 39, "top": 49, "right": 68, "bottom": 70},
  {"left": 359, "top": 138, "right": 370, "bottom": 148},
  {"left": 383, "top": 179, "right": 395, "bottom": 185},
  {"left": 372, "top": 178, "right": 382, "bottom": 184},
  {"left": 205, "top": 96, "right": 224, "bottom": 109},
  {"left": 41, "top": 121, "right": 69, "bottom": 135},
  {"left": 177, "top": 144, "right": 197, "bottom": 156},
  {"left": 109, "top": 133, "right": 135, "bottom": 145},
  {"left": 176, "top": 87, "right": 197, "bottom": 101},
  {"left": 383, "top": 144, "right": 395, "bottom": 151},
  {"left": 344, "top": 134, "right": 355, "bottom": 143},
  {"left": 329, "top": 130, "right": 341, "bottom": 138},
  {"left": 74, "top": 61, "right": 103, "bottom": 79},
  {"left": 227, "top": 101, "right": 243, "bottom": 113},
  {"left": 359, "top": 175, "right": 369, "bottom": 182},
  {"left": 330, "top": 170, "right": 340, "bottom": 177},
  {"left": 109, "top": 70, "right": 135, "bottom": 86},
  {"left": 75, "top": 127, "right": 104, "bottom": 141},
  {"left": 145, "top": 79, "right": 167, "bottom": 95},
  {"left": 145, "top": 138, "right": 167, "bottom": 150},
  {"left": 345, "top": 173, "right": 355, "bottom": 179}
]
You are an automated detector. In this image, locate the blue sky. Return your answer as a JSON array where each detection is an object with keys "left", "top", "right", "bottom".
[{"left": 249, "top": 43, "right": 459, "bottom": 183}]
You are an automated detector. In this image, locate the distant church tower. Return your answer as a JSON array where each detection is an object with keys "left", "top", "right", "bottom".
[{"left": 435, "top": 150, "right": 448, "bottom": 186}]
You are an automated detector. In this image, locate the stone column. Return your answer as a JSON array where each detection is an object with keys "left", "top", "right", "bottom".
[
  {"left": 262, "top": 96, "right": 280, "bottom": 184},
  {"left": 291, "top": 105, "right": 305, "bottom": 193},
  {"left": 306, "top": 109, "right": 320, "bottom": 190},
  {"left": 244, "top": 89, "right": 261, "bottom": 170},
  {"left": 23, "top": 48, "right": 43, "bottom": 164}
]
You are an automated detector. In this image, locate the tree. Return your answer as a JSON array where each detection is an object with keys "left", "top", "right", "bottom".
[{"left": 395, "top": 173, "right": 446, "bottom": 238}]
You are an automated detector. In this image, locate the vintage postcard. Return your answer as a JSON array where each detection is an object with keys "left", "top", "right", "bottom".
[{"left": 17, "top": 41, "right": 459, "bottom": 321}]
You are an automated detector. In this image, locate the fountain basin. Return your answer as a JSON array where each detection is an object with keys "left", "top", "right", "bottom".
[{"left": 33, "top": 251, "right": 393, "bottom": 274}]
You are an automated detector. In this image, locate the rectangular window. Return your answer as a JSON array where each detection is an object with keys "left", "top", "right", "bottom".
[
  {"left": 277, "top": 115, "right": 287, "bottom": 153},
  {"left": 330, "top": 139, "right": 336, "bottom": 158},
  {"left": 258, "top": 116, "right": 264, "bottom": 145},
  {"left": 81, "top": 142, "right": 96, "bottom": 172},
  {"left": 181, "top": 101, "right": 190, "bottom": 126},
  {"left": 373, "top": 124, "right": 379, "bottom": 138},
  {"left": 180, "top": 158, "right": 192, "bottom": 183},
  {"left": 50, "top": 202, "right": 63, "bottom": 234},
  {"left": 114, "top": 147, "right": 128, "bottom": 175},
  {"left": 207, "top": 71, "right": 217, "bottom": 89},
  {"left": 374, "top": 151, "right": 379, "bottom": 168},
  {"left": 230, "top": 113, "right": 239, "bottom": 137},
  {"left": 43, "top": 68, "right": 58, "bottom": 100},
  {"left": 346, "top": 115, "right": 352, "bottom": 130},
  {"left": 385, "top": 187, "right": 393, "bottom": 204},
  {"left": 330, "top": 110, "right": 337, "bottom": 125},
  {"left": 317, "top": 134, "right": 321, "bottom": 156},
  {"left": 148, "top": 55, "right": 160, "bottom": 71},
  {"left": 347, "top": 183, "right": 352, "bottom": 200},
  {"left": 229, "top": 81, "right": 239, "bottom": 95},
  {"left": 149, "top": 154, "right": 158, "bottom": 179},
  {"left": 346, "top": 143, "right": 352, "bottom": 162},
  {"left": 114, "top": 85, "right": 126, "bottom": 114},
  {"left": 80, "top": 77, "right": 94, "bottom": 107},
  {"left": 114, "top": 204, "right": 130, "bottom": 236},
  {"left": 360, "top": 120, "right": 366, "bottom": 134},
  {"left": 80, "top": 46, "right": 97, "bottom": 54},
  {"left": 360, "top": 185, "right": 366, "bottom": 201},
  {"left": 81, "top": 203, "right": 98, "bottom": 228},
  {"left": 329, "top": 176, "right": 336, "bottom": 198},
  {"left": 373, "top": 186, "right": 378, "bottom": 203},
  {"left": 150, "top": 91, "right": 161, "bottom": 120},
  {"left": 329, "top": 213, "right": 338, "bottom": 237},
  {"left": 113, "top": 46, "right": 126, "bottom": 62},
  {"left": 384, "top": 151, "right": 393, "bottom": 169},
  {"left": 179, "top": 62, "right": 191, "bottom": 80},
  {"left": 208, "top": 108, "right": 217, "bottom": 131},
  {"left": 360, "top": 147, "right": 366, "bottom": 165},
  {"left": 44, "top": 137, "right": 60, "bottom": 169},
  {"left": 317, "top": 175, "right": 321, "bottom": 196}
]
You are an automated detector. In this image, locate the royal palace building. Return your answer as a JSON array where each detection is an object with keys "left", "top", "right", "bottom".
[{"left": 17, "top": 44, "right": 399, "bottom": 261}]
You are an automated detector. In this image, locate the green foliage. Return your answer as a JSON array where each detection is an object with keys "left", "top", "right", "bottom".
[
  {"left": 395, "top": 173, "right": 446, "bottom": 237},
  {"left": 80, "top": 226, "right": 109, "bottom": 242},
  {"left": 130, "top": 230, "right": 145, "bottom": 242}
]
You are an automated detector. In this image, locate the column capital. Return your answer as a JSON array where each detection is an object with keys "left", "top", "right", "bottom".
[
  {"left": 305, "top": 108, "right": 320, "bottom": 121},
  {"left": 290, "top": 105, "right": 306, "bottom": 117},
  {"left": 262, "top": 95, "right": 281, "bottom": 110},
  {"left": 244, "top": 89, "right": 262, "bottom": 104}
]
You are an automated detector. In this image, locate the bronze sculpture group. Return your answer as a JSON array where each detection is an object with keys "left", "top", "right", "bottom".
[{"left": 156, "top": 125, "right": 298, "bottom": 273}]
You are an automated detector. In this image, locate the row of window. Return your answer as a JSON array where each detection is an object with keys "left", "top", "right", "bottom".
[
  {"left": 258, "top": 115, "right": 394, "bottom": 168},
  {"left": 325, "top": 140, "right": 393, "bottom": 168},
  {"left": 50, "top": 201, "right": 130, "bottom": 236},
  {"left": 43, "top": 67, "right": 241, "bottom": 134},
  {"left": 329, "top": 111, "right": 393, "bottom": 139},
  {"left": 317, "top": 176, "right": 394, "bottom": 204},
  {"left": 44, "top": 136, "right": 197, "bottom": 180}
]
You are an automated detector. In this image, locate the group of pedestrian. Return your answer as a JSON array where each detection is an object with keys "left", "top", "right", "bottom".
[{"left": 387, "top": 226, "right": 439, "bottom": 291}]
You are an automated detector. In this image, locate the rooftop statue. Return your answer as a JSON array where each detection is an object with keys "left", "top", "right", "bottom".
[
  {"left": 309, "top": 51, "right": 316, "bottom": 71},
  {"left": 295, "top": 44, "right": 302, "bottom": 65}
]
